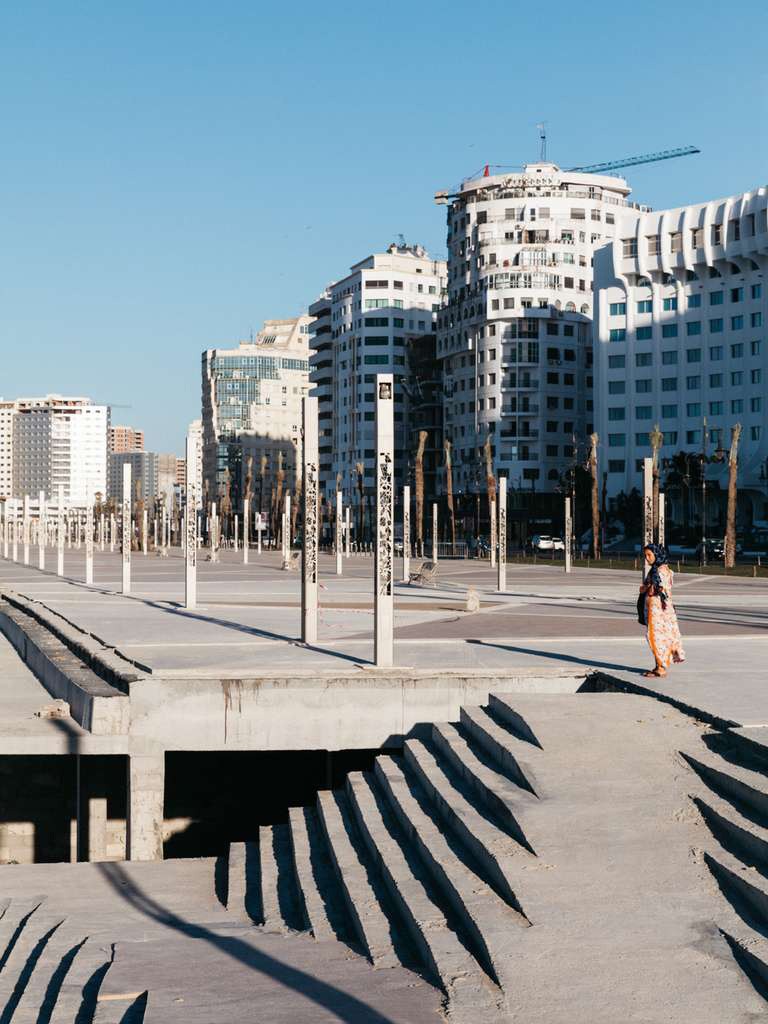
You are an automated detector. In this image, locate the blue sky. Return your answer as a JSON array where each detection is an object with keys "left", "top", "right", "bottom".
[{"left": 1, "top": 1, "right": 767, "bottom": 454}]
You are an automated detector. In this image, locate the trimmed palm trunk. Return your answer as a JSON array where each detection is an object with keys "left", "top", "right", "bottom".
[
  {"left": 649, "top": 424, "right": 664, "bottom": 542},
  {"left": 484, "top": 433, "right": 496, "bottom": 522},
  {"left": 444, "top": 439, "right": 456, "bottom": 553},
  {"left": 589, "top": 433, "right": 600, "bottom": 560},
  {"left": 415, "top": 431, "right": 427, "bottom": 556},
  {"left": 725, "top": 423, "right": 742, "bottom": 569}
]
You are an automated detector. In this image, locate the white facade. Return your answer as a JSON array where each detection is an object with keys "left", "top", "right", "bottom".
[
  {"left": 0, "top": 402, "right": 15, "bottom": 500},
  {"left": 594, "top": 185, "right": 768, "bottom": 520},
  {"left": 9, "top": 395, "right": 108, "bottom": 507},
  {"left": 436, "top": 163, "right": 646, "bottom": 494},
  {"left": 308, "top": 243, "right": 447, "bottom": 498}
]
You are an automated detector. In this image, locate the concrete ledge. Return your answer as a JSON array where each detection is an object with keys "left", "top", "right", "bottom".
[
  {"left": 0, "top": 602, "right": 130, "bottom": 735},
  {"left": 583, "top": 670, "right": 740, "bottom": 731}
]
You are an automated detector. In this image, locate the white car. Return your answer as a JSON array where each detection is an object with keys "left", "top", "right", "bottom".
[{"left": 532, "top": 535, "right": 565, "bottom": 552}]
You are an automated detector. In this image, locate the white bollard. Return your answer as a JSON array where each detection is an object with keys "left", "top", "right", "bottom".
[
  {"left": 301, "top": 397, "right": 319, "bottom": 644},
  {"left": 234, "top": 514, "right": 239, "bottom": 553},
  {"left": 142, "top": 510, "right": 148, "bottom": 555},
  {"left": 374, "top": 375, "right": 395, "bottom": 668},
  {"left": 402, "top": 485, "right": 411, "bottom": 583},
  {"left": 497, "top": 477, "right": 507, "bottom": 592},
  {"left": 122, "top": 463, "right": 131, "bottom": 594},
  {"left": 345, "top": 506, "right": 350, "bottom": 558},
  {"left": 490, "top": 497, "right": 497, "bottom": 569},
  {"left": 185, "top": 433, "right": 198, "bottom": 609}
]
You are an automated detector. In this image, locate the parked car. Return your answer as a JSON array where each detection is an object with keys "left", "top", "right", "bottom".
[
  {"left": 696, "top": 539, "right": 742, "bottom": 560},
  {"left": 531, "top": 534, "right": 565, "bottom": 553}
]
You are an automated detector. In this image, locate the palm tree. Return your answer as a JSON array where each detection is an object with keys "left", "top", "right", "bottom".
[
  {"left": 649, "top": 423, "right": 664, "bottom": 541},
  {"left": 444, "top": 439, "right": 456, "bottom": 553},
  {"left": 725, "top": 423, "right": 742, "bottom": 568}
]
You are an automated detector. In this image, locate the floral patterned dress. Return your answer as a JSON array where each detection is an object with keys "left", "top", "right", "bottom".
[{"left": 646, "top": 564, "right": 685, "bottom": 668}]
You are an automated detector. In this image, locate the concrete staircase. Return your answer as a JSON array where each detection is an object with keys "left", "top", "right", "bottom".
[
  {"left": 683, "top": 727, "right": 768, "bottom": 995},
  {"left": 0, "top": 896, "right": 143, "bottom": 1023},
  {"left": 224, "top": 691, "right": 768, "bottom": 1023}
]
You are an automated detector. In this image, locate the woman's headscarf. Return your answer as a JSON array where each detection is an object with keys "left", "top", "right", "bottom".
[{"left": 644, "top": 543, "right": 670, "bottom": 606}]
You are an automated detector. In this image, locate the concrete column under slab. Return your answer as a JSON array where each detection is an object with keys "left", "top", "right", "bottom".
[
  {"left": 497, "top": 477, "right": 507, "bottom": 592},
  {"left": 127, "top": 753, "right": 165, "bottom": 861},
  {"left": 402, "top": 484, "right": 410, "bottom": 582},
  {"left": 301, "top": 396, "right": 319, "bottom": 645},
  {"left": 375, "top": 375, "right": 395, "bottom": 668},
  {"left": 122, "top": 463, "right": 132, "bottom": 594}
]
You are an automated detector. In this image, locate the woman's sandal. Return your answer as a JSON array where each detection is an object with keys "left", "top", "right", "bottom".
[{"left": 643, "top": 669, "right": 666, "bottom": 678}]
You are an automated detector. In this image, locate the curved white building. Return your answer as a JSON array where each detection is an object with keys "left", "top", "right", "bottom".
[
  {"left": 436, "top": 162, "right": 647, "bottom": 500},
  {"left": 594, "top": 185, "right": 768, "bottom": 525}
]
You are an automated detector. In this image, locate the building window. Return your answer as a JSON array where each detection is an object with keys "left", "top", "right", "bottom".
[
  {"left": 646, "top": 235, "right": 660, "bottom": 255},
  {"left": 751, "top": 426, "right": 761, "bottom": 441},
  {"left": 686, "top": 375, "right": 701, "bottom": 390},
  {"left": 751, "top": 312, "right": 763, "bottom": 328},
  {"left": 635, "top": 352, "right": 652, "bottom": 367},
  {"left": 691, "top": 227, "right": 704, "bottom": 247},
  {"left": 710, "top": 290, "right": 724, "bottom": 305},
  {"left": 730, "top": 287, "right": 744, "bottom": 302},
  {"left": 622, "top": 238, "right": 638, "bottom": 258},
  {"left": 636, "top": 326, "right": 652, "bottom": 340},
  {"left": 731, "top": 343, "right": 744, "bottom": 358},
  {"left": 709, "top": 319, "right": 723, "bottom": 333},
  {"left": 662, "top": 350, "right": 678, "bottom": 365},
  {"left": 709, "top": 345, "right": 724, "bottom": 360},
  {"left": 608, "top": 434, "right": 625, "bottom": 447},
  {"left": 687, "top": 321, "right": 701, "bottom": 335},
  {"left": 752, "top": 369, "right": 762, "bottom": 384},
  {"left": 709, "top": 373, "right": 723, "bottom": 388},
  {"left": 635, "top": 432, "right": 650, "bottom": 445},
  {"left": 709, "top": 401, "right": 723, "bottom": 415},
  {"left": 686, "top": 348, "right": 701, "bottom": 363},
  {"left": 731, "top": 399, "right": 744, "bottom": 413},
  {"left": 608, "top": 408, "right": 626, "bottom": 421},
  {"left": 662, "top": 324, "right": 678, "bottom": 338},
  {"left": 609, "top": 329, "right": 626, "bottom": 342},
  {"left": 608, "top": 381, "right": 625, "bottom": 394},
  {"left": 636, "top": 406, "right": 652, "bottom": 420},
  {"left": 608, "top": 460, "right": 625, "bottom": 472},
  {"left": 663, "top": 296, "right": 678, "bottom": 311},
  {"left": 661, "top": 378, "right": 678, "bottom": 391},
  {"left": 751, "top": 341, "right": 762, "bottom": 356},
  {"left": 661, "top": 404, "right": 678, "bottom": 418},
  {"left": 609, "top": 302, "right": 627, "bottom": 316},
  {"left": 751, "top": 397, "right": 762, "bottom": 412},
  {"left": 731, "top": 371, "right": 743, "bottom": 385},
  {"left": 711, "top": 224, "right": 722, "bottom": 245},
  {"left": 687, "top": 403, "right": 701, "bottom": 416},
  {"left": 751, "top": 284, "right": 762, "bottom": 299},
  {"left": 637, "top": 299, "right": 653, "bottom": 314},
  {"left": 686, "top": 430, "right": 701, "bottom": 444},
  {"left": 608, "top": 355, "right": 625, "bottom": 369},
  {"left": 670, "top": 232, "right": 682, "bottom": 252},
  {"left": 688, "top": 293, "right": 702, "bottom": 308},
  {"left": 636, "top": 379, "right": 652, "bottom": 393}
]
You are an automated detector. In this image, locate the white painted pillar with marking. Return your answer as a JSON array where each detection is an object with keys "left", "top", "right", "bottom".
[
  {"left": 185, "top": 433, "right": 198, "bottom": 610},
  {"left": 335, "top": 491, "right": 343, "bottom": 575},
  {"left": 23, "top": 495, "right": 30, "bottom": 565},
  {"left": 490, "top": 497, "right": 497, "bottom": 569},
  {"left": 142, "top": 510, "right": 148, "bottom": 555},
  {"left": 243, "top": 497, "right": 249, "bottom": 564},
  {"left": 642, "top": 456, "right": 653, "bottom": 578},
  {"left": 85, "top": 502, "right": 94, "bottom": 585},
  {"left": 110, "top": 513, "right": 115, "bottom": 553},
  {"left": 284, "top": 493, "right": 291, "bottom": 563},
  {"left": 564, "top": 496, "right": 572, "bottom": 574},
  {"left": 122, "top": 463, "right": 132, "bottom": 594},
  {"left": 497, "top": 477, "right": 507, "bottom": 592},
  {"left": 38, "top": 490, "right": 46, "bottom": 569},
  {"left": 401, "top": 485, "right": 411, "bottom": 582},
  {"left": 2, "top": 503, "right": 7, "bottom": 559},
  {"left": 344, "top": 506, "right": 350, "bottom": 558},
  {"left": 431, "top": 502, "right": 438, "bottom": 563},
  {"left": 12, "top": 507, "right": 18, "bottom": 561},
  {"left": 375, "top": 376, "right": 395, "bottom": 668},
  {"left": 301, "top": 396, "right": 319, "bottom": 644},
  {"left": 99, "top": 513, "right": 105, "bottom": 551},
  {"left": 658, "top": 492, "right": 665, "bottom": 547},
  {"left": 234, "top": 514, "right": 239, "bottom": 553}
]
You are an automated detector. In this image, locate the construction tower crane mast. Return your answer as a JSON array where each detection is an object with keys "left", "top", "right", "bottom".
[{"left": 566, "top": 145, "right": 700, "bottom": 175}]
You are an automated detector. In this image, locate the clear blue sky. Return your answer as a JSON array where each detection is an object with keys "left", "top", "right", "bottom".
[{"left": 2, "top": 1, "right": 767, "bottom": 454}]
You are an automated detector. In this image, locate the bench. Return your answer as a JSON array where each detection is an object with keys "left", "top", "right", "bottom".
[{"left": 409, "top": 560, "right": 439, "bottom": 586}]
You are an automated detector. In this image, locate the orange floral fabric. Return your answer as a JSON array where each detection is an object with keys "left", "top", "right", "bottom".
[{"left": 646, "top": 564, "right": 685, "bottom": 668}]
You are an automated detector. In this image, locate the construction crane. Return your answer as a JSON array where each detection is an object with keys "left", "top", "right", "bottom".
[{"left": 566, "top": 145, "right": 700, "bottom": 175}]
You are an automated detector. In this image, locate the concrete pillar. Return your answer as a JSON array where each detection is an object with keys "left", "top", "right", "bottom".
[
  {"left": 110, "top": 513, "right": 115, "bottom": 553},
  {"left": 335, "top": 490, "right": 343, "bottom": 575},
  {"left": 126, "top": 753, "right": 165, "bottom": 861},
  {"left": 234, "top": 514, "right": 239, "bottom": 552},
  {"left": 402, "top": 485, "right": 411, "bottom": 582},
  {"left": 12, "top": 509, "right": 18, "bottom": 561},
  {"left": 283, "top": 493, "right": 291, "bottom": 562},
  {"left": 38, "top": 490, "right": 46, "bottom": 570},
  {"left": 23, "top": 494, "right": 30, "bottom": 565},
  {"left": 497, "top": 477, "right": 507, "bottom": 592},
  {"left": 57, "top": 485, "right": 65, "bottom": 576},
  {"left": 490, "top": 497, "right": 497, "bottom": 568},
  {"left": 142, "top": 510, "right": 148, "bottom": 555},
  {"left": 301, "top": 396, "right": 319, "bottom": 645},
  {"left": 431, "top": 502, "right": 438, "bottom": 562},
  {"left": 76, "top": 511, "right": 82, "bottom": 549},
  {"left": 85, "top": 503, "right": 94, "bottom": 585},
  {"left": 658, "top": 493, "right": 665, "bottom": 547},
  {"left": 375, "top": 375, "right": 395, "bottom": 669},
  {"left": 185, "top": 433, "right": 198, "bottom": 610},
  {"left": 122, "top": 463, "right": 131, "bottom": 594},
  {"left": 564, "top": 496, "right": 573, "bottom": 574},
  {"left": 99, "top": 513, "right": 105, "bottom": 551},
  {"left": 210, "top": 502, "right": 219, "bottom": 562},
  {"left": 344, "top": 506, "right": 350, "bottom": 558},
  {"left": 257, "top": 512, "right": 263, "bottom": 555},
  {"left": 642, "top": 456, "right": 653, "bottom": 578},
  {"left": 153, "top": 517, "right": 158, "bottom": 550},
  {"left": 1, "top": 503, "right": 7, "bottom": 560},
  {"left": 243, "top": 498, "right": 249, "bottom": 564}
]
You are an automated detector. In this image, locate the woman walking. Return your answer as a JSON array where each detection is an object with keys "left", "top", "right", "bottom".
[{"left": 639, "top": 544, "right": 685, "bottom": 677}]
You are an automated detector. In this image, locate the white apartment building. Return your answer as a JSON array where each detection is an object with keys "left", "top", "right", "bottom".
[
  {"left": 308, "top": 242, "right": 447, "bottom": 500},
  {"left": 436, "top": 162, "right": 646, "bottom": 499},
  {"left": 0, "top": 402, "right": 15, "bottom": 499},
  {"left": 9, "top": 395, "right": 108, "bottom": 507},
  {"left": 594, "top": 184, "right": 768, "bottom": 524},
  {"left": 201, "top": 317, "right": 311, "bottom": 507}
]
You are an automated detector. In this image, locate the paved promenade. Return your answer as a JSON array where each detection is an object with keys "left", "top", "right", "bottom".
[{"left": 0, "top": 546, "right": 766, "bottom": 730}]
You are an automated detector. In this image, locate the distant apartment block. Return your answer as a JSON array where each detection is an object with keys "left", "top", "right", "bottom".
[
  {"left": 108, "top": 425, "right": 145, "bottom": 453},
  {"left": 108, "top": 450, "right": 158, "bottom": 503}
]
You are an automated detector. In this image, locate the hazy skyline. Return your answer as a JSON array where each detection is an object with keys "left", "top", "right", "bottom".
[{"left": 2, "top": 0, "right": 767, "bottom": 453}]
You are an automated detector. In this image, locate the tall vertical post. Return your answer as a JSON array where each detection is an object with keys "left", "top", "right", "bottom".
[
  {"left": 301, "top": 397, "right": 319, "bottom": 645},
  {"left": 76, "top": 511, "right": 81, "bottom": 549},
  {"left": 431, "top": 502, "right": 438, "bottom": 562},
  {"left": 57, "top": 485, "right": 64, "bottom": 577},
  {"left": 110, "top": 513, "right": 115, "bottom": 552},
  {"left": 23, "top": 495, "right": 30, "bottom": 565},
  {"left": 85, "top": 502, "right": 94, "bottom": 585},
  {"left": 12, "top": 507, "right": 18, "bottom": 561},
  {"left": 642, "top": 456, "right": 653, "bottom": 578},
  {"left": 257, "top": 512, "right": 263, "bottom": 554},
  {"left": 375, "top": 375, "right": 395, "bottom": 668},
  {"left": 142, "top": 510, "right": 148, "bottom": 555},
  {"left": 344, "top": 507, "right": 350, "bottom": 557},
  {"left": 402, "top": 485, "right": 411, "bottom": 582},
  {"left": 564, "top": 496, "right": 573, "bottom": 574},
  {"left": 38, "top": 490, "right": 46, "bottom": 570},
  {"left": 335, "top": 490, "right": 343, "bottom": 575},
  {"left": 185, "top": 433, "right": 197, "bottom": 610},
  {"left": 497, "top": 477, "right": 507, "bottom": 592},
  {"left": 122, "top": 463, "right": 132, "bottom": 595},
  {"left": 490, "top": 498, "right": 497, "bottom": 568},
  {"left": 243, "top": 497, "right": 249, "bottom": 564},
  {"left": 99, "top": 513, "right": 105, "bottom": 551},
  {"left": 284, "top": 493, "right": 291, "bottom": 563},
  {"left": 2, "top": 503, "right": 7, "bottom": 559},
  {"left": 658, "top": 492, "right": 665, "bottom": 548},
  {"left": 234, "top": 514, "right": 239, "bottom": 552}
]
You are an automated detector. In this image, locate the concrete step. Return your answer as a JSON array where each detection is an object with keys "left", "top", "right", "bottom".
[
  {"left": 401, "top": 739, "right": 532, "bottom": 909},
  {"left": 9, "top": 925, "right": 90, "bottom": 1024},
  {"left": 48, "top": 938, "right": 115, "bottom": 1024},
  {"left": 717, "top": 928, "right": 768, "bottom": 1001},
  {"left": 92, "top": 990, "right": 148, "bottom": 1023},
  {"left": 0, "top": 911, "right": 65, "bottom": 1011},
  {"left": 288, "top": 806, "right": 356, "bottom": 945},
  {"left": 431, "top": 722, "right": 537, "bottom": 850},
  {"left": 0, "top": 898, "right": 47, "bottom": 971},
  {"left": 345, "top": 770, "right": 508, "bottom": 1020},
  {"left": 315, "top": 788, "right": 400, "bottom": 969},
  {"left": 682, "top": 748, "right": 768, "bottom": 824},
  {"left": 488, "top": 694, "right": 545, "bottom": 748},
  {"left": 373, "top": 755, "right": 527, "bottom": 996},
  {"left": 459, "top": 706, "right": 539, "bottom": 794},
  {"left": 691, "top": 790, "right": 768, "bottom": 877},
  {"left": 257, "top": 824, "right": 306, "bottom": 933},
  {"left": 703, "top": 843, "right": 768, "bottom": 933}
]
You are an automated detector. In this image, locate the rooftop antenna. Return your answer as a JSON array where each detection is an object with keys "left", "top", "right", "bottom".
[{"left": 537, "top": 122, "right": 547, "bottom": 162}]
